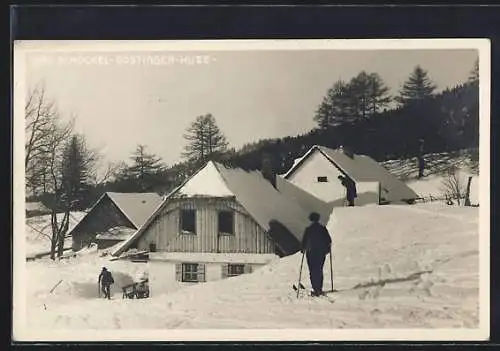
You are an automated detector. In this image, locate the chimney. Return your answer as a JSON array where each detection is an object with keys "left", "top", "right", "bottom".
[{"left": 261, "top": 153, "right": 277, "bottom": 188}]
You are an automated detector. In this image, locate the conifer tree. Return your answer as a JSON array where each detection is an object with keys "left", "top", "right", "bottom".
[
  {"left": 182, "top": 113, "right": 229, "bottom": 163},
  {"left": 468, "top": 58, "right": 479, "bottom": 84},
  {"left": 396, "top": 65, "right": 437, "bottom": 106},
  {"left": 117, "top": 144, "right": 166, "bottom": 192}
]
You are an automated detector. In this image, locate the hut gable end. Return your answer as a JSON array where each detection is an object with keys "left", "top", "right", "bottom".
[
  {"left": 71, "top": 194, "right": 136, "bottom": 250},
  {"left": 135, "top": 196, "right": 275, "bottom": 254},
  {"left": 283, "top": 145, "right": 418, "bottom": 204},
  {"left": 113, "top": 161, "right": 332, "bottom": 258}
]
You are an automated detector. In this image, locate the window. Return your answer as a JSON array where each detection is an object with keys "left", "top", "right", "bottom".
[
  {"left": 182, "top": 263, "right": 199, "bottom": 282},
  {"left": 218, "top": 210, "right": 234, "bottom": 235},
  {"left": 228, "top": 264, "right": 245, "bottom": 277},
  {"left": 149, "top": 243, "right": 156, "bottom": 252},
  {"left": 317, "top": 176, "right": 328, "bottom": 183},
  {"left": 222, "top": 263, "right": 252, "bottom": 278},
  {"left": 176, "top": 263, "right": 206, "bottom": 283},
  {"left": 180, "top": 209, "right": 196, "bottom": 234}
]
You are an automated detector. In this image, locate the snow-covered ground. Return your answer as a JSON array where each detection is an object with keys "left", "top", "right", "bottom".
[
  {"left": 25, "top": 212, "right": 86, "bottom": 257},
  {"left": 21, "top": 203, "right": 482, "bottom": 337},
  {"left": 406, "top": 171, "right": 479, "bottom": 205},
  {"left": 381, "top": 149, "right": 478, "bottom": 181},
  {"left": 18, "top": 152, "right": 486, "bottom": 340},
  {"left": 381, "top": 151, "right": 480, "bottom": 206}
]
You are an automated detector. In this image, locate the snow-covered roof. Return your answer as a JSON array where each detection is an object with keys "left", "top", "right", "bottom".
[
  {"left": 68, "top": 192, "right": 163, "bottom": 237},
  {"left": 284, "top": 145, "right": 418, "bottom": 203},
  {"left": 216, "top": 163, "right": 333, "bottom": 254},
  {"left": 25, "top": 201, "right": 50, "bottom": 213},
  {"left": 112, "top": 161, "right": 335, "bottom": 257},
  {"left": 106, "top": 192, "right": 163, "bottom": 228},
  {"left": 282, "top": 147, "right": 318, "bottom": 178},
  {"left": 275, "top": 175, "right": 334, "bottom": 222},
  {"left": 95, "top": 226, "right": 137, "bottom": 241},
  {"left": 178, "top": 161, "right": 234, "bottom": 197}
]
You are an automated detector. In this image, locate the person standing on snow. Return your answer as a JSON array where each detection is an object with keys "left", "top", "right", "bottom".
[
  {"left": 98, "top": 267, "right": 114, "bottom": 300},
  {"left": 301, "top": 212, "right": 332, "bottom": 297},
  {"left": 338, "top": 175, "right": 357, "bottom": 206}
]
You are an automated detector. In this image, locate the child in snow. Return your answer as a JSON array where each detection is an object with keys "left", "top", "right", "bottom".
[
  {"left": 338, "top": 175, "right": 357, "bottom": 206},
  {"left": 98, "top": 267, "right": 114, "bottom": 300},
  {"left": 301, "top": 212, "right": 332, "bottom": 297}
]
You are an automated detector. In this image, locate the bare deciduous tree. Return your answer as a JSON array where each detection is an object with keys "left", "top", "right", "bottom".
[
  {"left": 46, "top": 120, "right": 74, "bottom": 259},
  {"left": 25, "top": 84, "right": 76, "bottom": 197},
  {"left": 91, "top": 160, "right": 121, "bottom": 186},
  {"left": 48, "top": 132, "right": 99, "bottom": 259},
  {"left": 25, "top": 83, "right": 104, "bottom": 259},
  {"left": 440, "top": 166, "right": 466, "bottom": 206},
  {"left": 25, "top": 84, "right": 58, "bottom": 196},
  {"left": 25, "top": 84, "right": 54, "bottom": 168}
]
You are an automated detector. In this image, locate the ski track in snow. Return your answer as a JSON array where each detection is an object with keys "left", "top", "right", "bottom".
[
  {"left": 23, "top": 202, "right": 480, "bottom": 331},
  {"left": 390, "top": 203, "right": 479, "bottom": 225}
]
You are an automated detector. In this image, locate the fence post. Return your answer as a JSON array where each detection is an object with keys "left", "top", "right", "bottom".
[{"left": 464, "top": 176, "right": 473, "bottom": 206}]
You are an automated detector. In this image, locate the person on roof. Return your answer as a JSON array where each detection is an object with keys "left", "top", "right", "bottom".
[
  {"left": 338, "top": 175, "right": 357, "bottom": 206},
  {"left": 98, "top": 267, "right": 114, "bottom": 300},
  {"left": 301, "top": 212, "right": 332, "bottom": 297}
]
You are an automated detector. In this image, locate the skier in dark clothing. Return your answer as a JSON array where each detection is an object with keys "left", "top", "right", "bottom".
[
  {"left": 301, "top": 212, "right": 332, "bottom": 297},
  {"left": 98, "top": 267, "right": 114, "bottom": 300},
  {"left": 338, "top": 175, "right": 357, "bottom": 206}
]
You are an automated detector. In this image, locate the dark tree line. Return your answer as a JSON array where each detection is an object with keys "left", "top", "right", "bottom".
[{"left": 225, "top": 62, "right": 479, "bottom": 175}]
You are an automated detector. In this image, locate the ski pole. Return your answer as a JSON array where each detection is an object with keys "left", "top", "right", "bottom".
[
  {"left": 329, "top": 246, "right": 334, "bottom": 292},
  {"left": 49, "top": 279, "right": 63, "bottom": 294},
  {"left": 297, "top": 250, "right": 306, "bottom": 298}
]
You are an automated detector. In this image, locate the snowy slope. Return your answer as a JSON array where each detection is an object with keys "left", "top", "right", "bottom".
[
  {"left": 379, "top": 149, "right": 479, "bottom": 205},
  {"left": 381, "top": 149, "right": 478, "bottom": 180},
  {"left": 24, "top": 203, "right": 480, "bottom": 334},
  {"left": 406, "top": 171, "right": 479, "bottom": 205},
  {"left": 25, "top": 212, "right": 86, "bottom": 257}
]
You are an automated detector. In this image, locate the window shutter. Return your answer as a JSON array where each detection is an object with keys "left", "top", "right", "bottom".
[
  {"left": 175, "top": 263, "right": 182, "bottom": 282},
  {"left": 197, "top": 264, "right": 206, "bottom": 283},
  {"left": 221, "top": 263, "right": 229, "bottom": 279},
  {"left": 244, "top": 264, "right": 253, "bottom": 274}
]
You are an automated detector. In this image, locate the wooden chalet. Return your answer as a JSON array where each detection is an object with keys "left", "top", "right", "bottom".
[
  {"left": 69, "top": 192, "right": 162, "bottom": 250},
  {"left": 111, "top": 160, "right": 333, "bottom": 295}
]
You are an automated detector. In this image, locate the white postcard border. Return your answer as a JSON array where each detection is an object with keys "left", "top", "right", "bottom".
[{"left": 13, "top": 38, "right": 491, "bottom": 342}]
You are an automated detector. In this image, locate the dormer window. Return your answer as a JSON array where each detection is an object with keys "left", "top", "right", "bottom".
[{"left": 317, "top": 176, "right": 328, "bottom": 183}]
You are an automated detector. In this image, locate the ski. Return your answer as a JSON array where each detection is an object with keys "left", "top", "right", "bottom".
[
  {"left": 319, "top": 295, "right": 335, "bottom": 304},
  {"left": 311, "top": 291, "right": 336, "bottom": 303},
  {"left": 293, "top": 284, "right": 336, "bottom": 303},
  {"left": 292, "top": 283, "right": 306, "bottom": 291}
]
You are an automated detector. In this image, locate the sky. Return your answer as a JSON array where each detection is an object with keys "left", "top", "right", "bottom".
[{"left": 24, "top": 47, "right": 478, "bottom": 167}]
